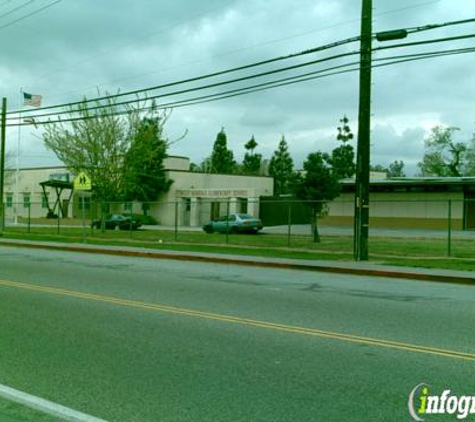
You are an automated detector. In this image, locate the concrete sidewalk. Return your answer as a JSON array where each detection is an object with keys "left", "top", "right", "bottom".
[{"left": 0, "top": 237, "right": 474, "bottom": 285}]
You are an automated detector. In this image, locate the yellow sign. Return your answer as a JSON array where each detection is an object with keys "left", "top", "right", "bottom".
[{"left": 73, "top": 172, "right": 92, "bottom": 191}]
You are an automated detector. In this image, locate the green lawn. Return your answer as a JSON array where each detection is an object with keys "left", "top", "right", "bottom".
[{"left": 2, "top": 226, "right": 475, "bottom": 272}]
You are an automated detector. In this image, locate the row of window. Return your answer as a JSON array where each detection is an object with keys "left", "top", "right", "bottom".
[{"left": 4, "top": 194, "right": 49, "bottom": 208}]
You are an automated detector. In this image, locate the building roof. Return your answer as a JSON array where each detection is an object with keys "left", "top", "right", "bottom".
[
  {"left": 341, "top": 176, "right": 475, "bottom": 186},
  {"left": 39, "top": 179, "right": 73, "bottom": 189}
]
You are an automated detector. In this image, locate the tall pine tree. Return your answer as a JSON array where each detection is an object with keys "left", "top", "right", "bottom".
[
  {"left": 329, "top": 115, "right": 356, "bottom": 179},
  {"left": 269, "top": 136, "right": 294, "bottom": 195},
  {"left": 211, "top": 128, "right": 235, "bottom": 174},
  {"left": 242, "top": 135, "right": 262, "bottom": 175},
  {"left": 123, "top": 116, "right": 173, "bottom": 214},
  {"left": 294, "top": 152, "right": 341, "bottom": 242}
]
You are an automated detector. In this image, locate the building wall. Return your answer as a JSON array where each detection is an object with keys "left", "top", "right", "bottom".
[
  {"left": 163, "top": 156, "right": 190, "bottom": 171},
  {"left": 326, "top": 191, "right": 464, "bottom": 229},
  {"left": 3, "top": 167, "right": 72, "bottom": 220},
  {"left": 151, "top": 171, "right": 274, "bottom": 226}
]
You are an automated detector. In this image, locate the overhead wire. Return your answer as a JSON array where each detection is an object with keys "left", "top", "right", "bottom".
[
  {"left": 7, "top": 49, "right": 362, "bottom": 122},
  {"left": 374, "top": 32, "right": 475, "bottom": 54},
  {"left": 0, "top": 0, "right": 61, "bottom": 32},
  {"left": 8, "top": 45, "right": 475, "bottom": 128},
  {"left": 0, "top": 0, "right": 34, "bottom": 21},
  {"left": 11, "top": 15, "right": 475, "bottom": 117},
  {"left": 9, "top": 28, "right": 475, "bottom": 122},
  {"left": 7, "top": 35, "right": 362, "bottom": 115},
  {"left": 33, "top": 0, "right": 443, "bottom": 103}
]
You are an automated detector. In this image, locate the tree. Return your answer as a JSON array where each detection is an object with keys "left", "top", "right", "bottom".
[
  {"left": 211, "top": 128, "right": 235, "bottom": 174},
  {"left": 269, "top": 136, "right": 294, "bottom": 195},
  {"left": 370, "top": 164, "right": 388, "bottom": 174},
  {"left": 463, "top": 135, "right": 475, "bottom": 175},
  {"left": 329, "top": 115, "right": 355, "bottom": 179},
  {"left": 418, "top": 126, "right": 466, "bottom": 177},
  {"left": 294, "top": 152, "right": 341, "bottom": 242},
  {"left": 242, "top": 135, "right": 262, "bottom": 175},
  {"left": 43, "top": 96, "right": 137, "bottom": 203},
  {"left": 123, "top": 115, "right": 173, "bottom": 214},
  {"left": 387, "top": 160, "right": 406, "bottom": 177}
]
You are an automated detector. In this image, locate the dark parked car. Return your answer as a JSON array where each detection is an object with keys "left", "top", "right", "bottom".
[
  {"left": 202, "top": 213, "right": 263, "bottom": 234},
  {"left": 91, "top": 214, "right": 141, "bottom": 230}
]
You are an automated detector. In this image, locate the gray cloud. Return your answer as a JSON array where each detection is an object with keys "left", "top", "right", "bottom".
[{"left": 1, "top": 0, "right": 474, "bottom": 172}]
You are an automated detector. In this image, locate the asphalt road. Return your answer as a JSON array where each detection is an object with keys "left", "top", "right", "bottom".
[{"left": 0, "top": 245, "right": 474, "bottom": 421}]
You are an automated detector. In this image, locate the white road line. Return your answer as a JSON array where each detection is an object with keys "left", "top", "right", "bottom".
[{"left": 0, "top": 383, "right": 108, "bottom": 422}]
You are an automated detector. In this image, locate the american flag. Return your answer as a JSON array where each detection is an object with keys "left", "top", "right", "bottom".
[{"left": 23, "top": 92, "right": 42, "bottom": 107}]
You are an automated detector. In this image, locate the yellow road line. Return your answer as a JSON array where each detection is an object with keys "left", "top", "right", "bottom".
[{"left": 0, "top": 278, "right": 474, "bottom": 362}]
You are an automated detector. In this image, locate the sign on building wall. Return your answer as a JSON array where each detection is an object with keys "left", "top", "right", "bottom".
[{"left": 176, "top": 189, "right": 250, "bottom": 198}]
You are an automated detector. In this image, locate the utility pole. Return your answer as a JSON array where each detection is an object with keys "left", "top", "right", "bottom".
[
  {"left": 354, "top": 0, "right": 372, "bottom": 261},
  {"left": 0, "top": 97, "right": 7, "bottom": 235}
]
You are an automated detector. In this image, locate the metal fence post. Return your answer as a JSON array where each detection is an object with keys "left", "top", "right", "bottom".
[
  {"left": 174, "top": 200, "right": 178, "bottom": 241},
  {"left": 129, "top": 203, "right": 133, "bottom": 238},
  {"left": 27, "top": 203, "right": 31, "bottom": 234},
  {"left": 226, "top": 199, "right": 230, "bottom": 244},
  {"left": 287, "top": 203, "right": 292, "bottom": 247},
  {"left": 82, "top": 195, "right": 87, "bottom": 243},
  {"left": 447, "top": 199, "right": 452, "bottom": 257},
  {"left": 57, "top": 206, "right": 60, "bottom": 234}
]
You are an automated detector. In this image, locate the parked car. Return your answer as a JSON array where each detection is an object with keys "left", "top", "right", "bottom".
[
  {"left": 91, "top": 214, "right": 141, "bottom": 230},
  {"left": 202, "top": 213, "right": 263, "bottom": 234}
]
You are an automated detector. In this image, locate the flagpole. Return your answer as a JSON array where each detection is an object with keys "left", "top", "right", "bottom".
[{"left": 14, "top": 88, "right": 22, "bottom": 225}]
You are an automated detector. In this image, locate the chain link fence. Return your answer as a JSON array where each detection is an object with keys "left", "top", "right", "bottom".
[{"left": 1, "top": 197, "right": 474, "bottom": 258}]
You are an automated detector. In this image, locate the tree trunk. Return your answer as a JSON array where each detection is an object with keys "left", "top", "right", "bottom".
[
  {"left": 311, "top": 208, "right": 321, "bottom": 243},
  {"left": 142, "top": 202, "right": 149, "bottom": 216},
  {"left": 100, "top": 202, "right": 107, "bottom": 233}
]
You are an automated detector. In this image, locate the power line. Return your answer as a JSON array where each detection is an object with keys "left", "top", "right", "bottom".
[
  {"left": 8, "top": 49, "right": 361, "bottom": 122},
  {"left": 0, "top": 0, "right": 61, "bottom": 32},
  {"left": 0, "top": 0, "right": 34, "bottom": 22},
  {"left": 374, "top": 32, "right": 475, "bottom": 53},
  {"left": 91, "top": 47, "right": 475, "bottom": 111},
  {"left": 12, "top": 15, "right": 475, "bottom": 117},
  {"left": 11, "top": 28, "right": 475, "bottom": 123},
  {"left": 8, "top": 45, "right": 475, "bottom": 128},
  {"left": 37, "top": 0, "right": 441, "bottom": 105},
  {"left": 8, "top": 35, "right": 362, "bottom": 115}
]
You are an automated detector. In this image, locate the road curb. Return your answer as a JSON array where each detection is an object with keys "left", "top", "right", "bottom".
[
  {"left": 0, "top": 383, "right": 107, "bottom": 422},
  {"left": 1, "top": 239, "right": 475, "bottom": 285}
]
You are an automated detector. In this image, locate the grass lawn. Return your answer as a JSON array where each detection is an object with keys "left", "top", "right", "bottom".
[{"left": 2, "top": 226, "right": 475, "bottom": 272}]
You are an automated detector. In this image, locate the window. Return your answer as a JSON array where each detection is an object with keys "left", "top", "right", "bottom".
[
  {"left": 6, "top": 195, "right": 12, "bottom": 208},
  {"left": 23, "top": 194, "right": 30, "bottom": 208},
  {"left": 124, "top": 202, "right": 133, "bottom": 211}
]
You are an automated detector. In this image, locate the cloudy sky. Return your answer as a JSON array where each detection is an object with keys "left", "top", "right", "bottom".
[{"left": 1, "top": 0, "right": 475, "bottom": 175}]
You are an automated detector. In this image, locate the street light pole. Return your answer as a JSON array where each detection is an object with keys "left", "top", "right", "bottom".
[{"left": 354, "top": 0, "right": 373, "bottom": 261}]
